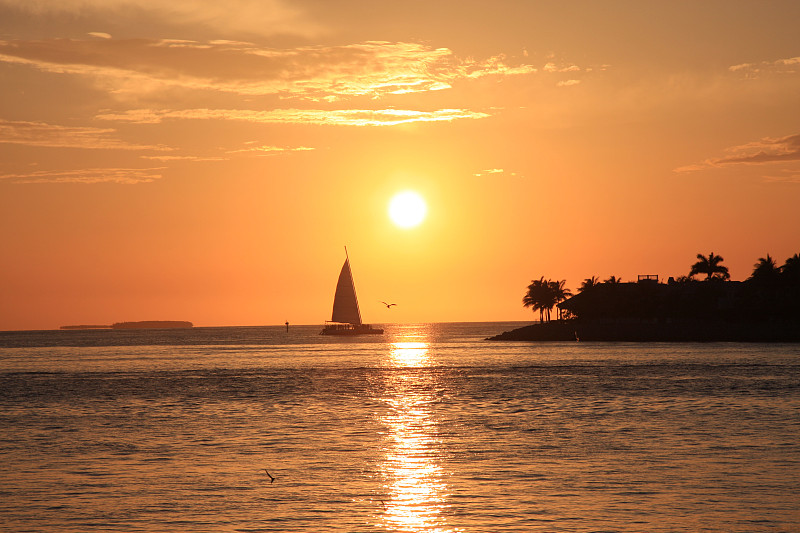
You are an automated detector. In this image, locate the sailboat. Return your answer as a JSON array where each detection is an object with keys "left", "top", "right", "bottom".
[{"left": 321, "top": 249, "right": 383, "bottom": 335}]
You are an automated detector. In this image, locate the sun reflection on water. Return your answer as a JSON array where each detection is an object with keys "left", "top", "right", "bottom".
[
  {"left": 390, "top": 341, "right": 429, "bottom": 367},
  {"left": 378, "top": 335, "right": 459, "bottom": 532}
]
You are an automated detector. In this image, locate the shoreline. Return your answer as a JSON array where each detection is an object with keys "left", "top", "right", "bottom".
[{"left": 487, "top": 319, "right": 800, "bottom": 342}]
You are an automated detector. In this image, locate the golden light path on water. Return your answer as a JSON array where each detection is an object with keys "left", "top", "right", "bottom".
[{"left": 377, "top": 334, "right": 459, "bottom": 533}]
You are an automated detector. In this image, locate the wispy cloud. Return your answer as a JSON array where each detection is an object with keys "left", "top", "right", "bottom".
[
  {"left": 227, "top": 144, "right": 315, "bottom": 155},
  {"left": 675, "top": 133, "right": 800, "bottom": 172},
  {"left": 729, "top": 56, "right": 800, "bottom": 79},
  {"left": 463, "top": 54, "right": 538, "bottom": 79},
  {"left": 710, "top": 134, "right": 800, "bottom": 165},
  {"left": 0, "top": 167, "right": 165, "bottom": 184},
  {"left": 139, "top": 154, "right": 225, "bottom": 161},
  {"left": 542, "top": 58, "right": 603, "bottom": 87},
  {"left": 0, "top": 119, "right": 168, "bottom": 151},
  {"left": 543, "top": 62, "right": 581, "bottom": 73},
  {"left": 0, "top": 0, "right": 321, "bottom": 38},
  {"left": 763, "top": 169, "right": 800, "bottom": 184},
  {"left": 473, "top": 168, "right": 522, "bottom": 178},
  {"left": 0, "top": 39, "right": 545, "bottom": 101},
  {"left": 97, "top": 107, "right": 490, "bottom": 126}
]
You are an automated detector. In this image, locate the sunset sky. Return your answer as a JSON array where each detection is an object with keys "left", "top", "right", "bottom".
[{"left": 1, "top": 1, "right": 798, "bottom": 330}]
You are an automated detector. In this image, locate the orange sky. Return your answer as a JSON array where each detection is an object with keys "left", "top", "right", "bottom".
[{"left": 1, "top": 1, "right": 799, "bottom": 330}]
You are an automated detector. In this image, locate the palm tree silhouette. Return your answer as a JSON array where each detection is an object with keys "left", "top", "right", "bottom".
[
  {"left": 750, "top": 254, "right": 780, "bottom": 283},
  {"left": 548, "top": 279, "right": 572, "bottom": 321},
  {"left": 689, "top": 252, "right": 730, "bottom": 280},
  {"left": 523, "top": 277, "right": 548, "bottom": 323},
  {"left": 579, "top": 276, "right": 599, "bottom": 293},
  {"left": 781, "top": 253, "right": 800, "bottom": 283},
  {"left": 523, "top": 277, "right": 572, "bottom": 322},
  {"left": 603, "top": 275, "right": 623, "bottom": 284}
]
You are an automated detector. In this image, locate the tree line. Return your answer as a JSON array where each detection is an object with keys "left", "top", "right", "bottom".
[{"left": 523, "top": 252, "right": 800, "bottom": 322}]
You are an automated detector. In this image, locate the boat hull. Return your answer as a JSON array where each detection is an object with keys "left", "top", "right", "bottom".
[{"left": 320, "top": 324, "right": 383, "bottom": 335}]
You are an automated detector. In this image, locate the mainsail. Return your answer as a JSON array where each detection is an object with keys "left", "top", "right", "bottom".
[{"left": 330, "top": 257, "right": 362, "bottom": 325}]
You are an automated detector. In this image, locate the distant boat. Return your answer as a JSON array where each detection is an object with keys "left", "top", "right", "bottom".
[{"left": 321, "top": 249, "right": 383, "bottom": 336}]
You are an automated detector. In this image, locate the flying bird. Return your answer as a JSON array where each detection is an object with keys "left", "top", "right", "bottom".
[
  {"left": 263, "top": 469, "right": 275, "bottom": 483},
  {"left": 381, "top": 301, "right": 397, "bottom": 309}
]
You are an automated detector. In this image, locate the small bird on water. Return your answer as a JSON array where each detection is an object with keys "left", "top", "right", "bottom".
[
  {"left": 263, "top": 469, "right": 275, "bottom": 483},
  {"left": 381, "top": 301, "right": 397, "bottom": 309}
]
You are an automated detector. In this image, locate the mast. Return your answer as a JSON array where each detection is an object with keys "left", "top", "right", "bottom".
[{"left": 344, "top": 246, "right": 363, "bottom": 324}]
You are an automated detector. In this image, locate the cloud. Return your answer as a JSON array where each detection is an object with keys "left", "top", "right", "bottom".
[
  {"left": 463, "top": 54, "right": 538, "bottom": 79},
  {"left": 675, "top": 133, "right": 800, "bottom": 172},
  {"left": 88, "top": 32, "right": 112, "bottom": 39},
  {"left": 0, "top": 39, "right": 542, "bottom": 101},
  {"left": 763, "top": 169, "right": 800, "bottom": 184},
  {"left": 0, "top": 167, "right": 165, "bottom": 184},
  {"left": 0, "top": 0, "right": 321, "bottom": 38},
  {"left": 729, "top": 56, "right": 800, "bottom": 79},
  {"left": 139, "top": 154, "right": 225, "bottom": 161},
  {"left": 541, "top": 59, "right": 599, "bottom": 87},
  {"left": 473, "top": 168, "right": 522, "bottom": 178},
  {"left": 543, "top": 62, "right": 581, "bottom": 73},
  {"left": 710, "top": 134, "right": 800, "bottom": 165},
  {"left": 0, "top": 119, "right": 168, "bottom": 151},
  {"left": 97, "top": 107, "right": 490, "bottom": 126},
  {"left": 227, "top": 144, "right": 315, "bottom": 155}
]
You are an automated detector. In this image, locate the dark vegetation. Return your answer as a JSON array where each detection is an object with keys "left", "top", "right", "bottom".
[{"left": 491, "top": 252, "right": 800, "bottom": 341}]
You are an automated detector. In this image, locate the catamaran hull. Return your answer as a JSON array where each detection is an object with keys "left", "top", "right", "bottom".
[{"left": 320, "top": 324, "right": 384, "bottom": 335}]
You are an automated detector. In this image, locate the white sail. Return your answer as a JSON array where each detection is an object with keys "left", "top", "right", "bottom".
[{"left": 330, "top": 257, "right": 362, "bottom": 325}]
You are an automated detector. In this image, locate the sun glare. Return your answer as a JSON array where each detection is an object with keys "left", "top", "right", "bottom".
[{"left": 388, "top": 191, "right": 427, "bottom": 228}]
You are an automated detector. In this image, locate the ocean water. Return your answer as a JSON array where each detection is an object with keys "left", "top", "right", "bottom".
[{"left": 0, "top": 322, "right": 798, "bottom": 532}]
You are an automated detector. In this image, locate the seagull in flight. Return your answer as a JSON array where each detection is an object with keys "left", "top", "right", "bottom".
[
  {"left": 381, "top": 301, "right": 397, "bottom": 309},
  {"left": 263, "top": 469, "right": 275, "bottom": 483}
]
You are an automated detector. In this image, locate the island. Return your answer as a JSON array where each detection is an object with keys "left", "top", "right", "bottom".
[
  {"left": 489, "top": 252, "right": 800, "bottom": 342},
  {"left": 60, "top": 321, "right": 193, "bottom": 330}
]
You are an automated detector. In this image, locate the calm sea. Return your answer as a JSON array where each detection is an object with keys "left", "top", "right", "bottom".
[{"left": 1, "top": 322, "right": 798, "bottom": 532}]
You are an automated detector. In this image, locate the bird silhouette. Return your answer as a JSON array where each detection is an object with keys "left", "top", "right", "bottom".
[
  {"left": 381, "top": 301, "right": 397, "bottom": 309},
  {"left": 263, "top": 469, "right": 275, "bottom": 483}
]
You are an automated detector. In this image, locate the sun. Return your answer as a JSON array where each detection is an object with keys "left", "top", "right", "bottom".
[{"left": 388, "top": 191, "right": 427, "bottom": 228}]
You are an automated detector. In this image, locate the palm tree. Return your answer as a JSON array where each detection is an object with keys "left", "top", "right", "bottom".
[
  {"left": 579, "top": 276, "right": 599, "bottom": 293},
  {"left": 523, "top": 277, "right": 548, "bottom": 322},
  {"left": 523, "top": 278, "right": 572, "bottom": 322},
  {"left": 781, "top": 253, "right": 800, "bottom": 283},
  {"left": 604, "top": 275, "right": 622, "bottom": 284},
  {"left": 547, "top": 279, "right": 573, "bottom": 321},
  {"left": 689, "top": 252, "right": 730, "bottom": 280},
  {"left": 750, "top": 254, "right": 780, "bottom": 283}
]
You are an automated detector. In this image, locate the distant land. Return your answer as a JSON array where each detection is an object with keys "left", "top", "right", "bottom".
[
  {"left": 60, "top": 321, "right": 193, "bottom": 330},
  {"left": 488, "top": 318, "right": 800, "bottom": 342},
  {"left": 490, "top": 252, "right": 800, "bottom": 342}
]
